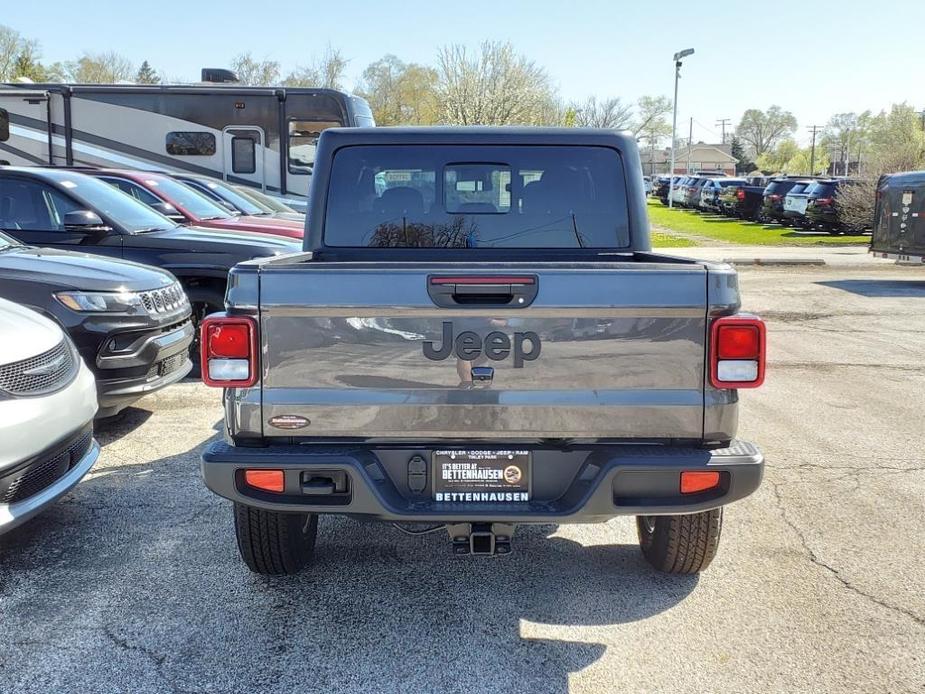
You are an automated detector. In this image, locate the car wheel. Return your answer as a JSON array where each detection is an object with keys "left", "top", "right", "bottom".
[
  {"left": 234, "top": 503, "right": 318, "bottom": 575},
  {"left": 636, "top": 508, "right": 723, "bottom": 573}
]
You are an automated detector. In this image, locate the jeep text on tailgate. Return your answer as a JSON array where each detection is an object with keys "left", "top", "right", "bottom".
[{"left": 200, "top": 127, "right": 766, "bottom": 575}]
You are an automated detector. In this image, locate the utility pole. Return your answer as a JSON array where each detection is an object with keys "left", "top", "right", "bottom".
[
  {"left": 687, "top": 117, "right": 693, "bottom": 173},
  {"left": 807, "top": 125, "right": 822, "bottom": 175},
  {"left": 667, "top": 48, "right": 694, "bottom": 208},
  {"left": 715, "top": 118, "right": 731, "bottom": 144}
]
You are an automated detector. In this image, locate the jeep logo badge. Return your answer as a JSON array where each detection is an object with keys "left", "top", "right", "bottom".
[{"left": 423, "top": 322, "right": 541, "bottom": 368}]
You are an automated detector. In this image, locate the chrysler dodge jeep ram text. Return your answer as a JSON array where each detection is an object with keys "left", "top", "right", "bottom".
[{"left": 201, "top": 127, "right": 767, "bottom": 575}]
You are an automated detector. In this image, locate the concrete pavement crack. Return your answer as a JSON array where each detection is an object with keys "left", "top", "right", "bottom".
[
  {"left": 766, "top": 478, "right": 925, "bottom": 628},
  {"left": 103, "top": 625, "right": 182, "bottom": 693}
]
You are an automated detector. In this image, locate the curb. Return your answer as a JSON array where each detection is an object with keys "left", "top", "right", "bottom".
[{"left": 723, "top": 258, "right": 826, "bottom": 266}]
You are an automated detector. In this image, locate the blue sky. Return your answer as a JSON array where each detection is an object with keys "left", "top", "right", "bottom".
[{"left": 7, "top": 0, "right": 925, "bottom": 144}]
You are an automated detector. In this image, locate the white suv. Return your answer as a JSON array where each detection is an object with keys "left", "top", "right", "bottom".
[{"left": 0, "top": 298, "right": 99, "bottom": 533}]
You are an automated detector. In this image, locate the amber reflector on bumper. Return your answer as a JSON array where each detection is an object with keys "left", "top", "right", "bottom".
[
  {"left": 680, "top": 471, "right": 721, "bottom": 494},
  {"left": 244, "top": 469, "right": 285, "bottom": 493}
]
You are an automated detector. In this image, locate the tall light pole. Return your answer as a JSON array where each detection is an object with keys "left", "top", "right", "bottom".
[{"left": 668, "top": 48, "right": 694, "bottom": 209}]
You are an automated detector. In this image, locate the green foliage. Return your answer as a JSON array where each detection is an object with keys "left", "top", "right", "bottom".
[
  {"left": 135, "top": 60, "right": 160, "bottom": 85},
  {"left": 736, "top": 106, "right": 798, "bottom": 157},
  {"left": 730, "top": 136, "right": 754, "bottom": 173},
  {"left": 356, "top": 55, "right": 439, "bottom": 125},
  {"left": 755, "top": 139, "right": 829, "bottom": 176}
]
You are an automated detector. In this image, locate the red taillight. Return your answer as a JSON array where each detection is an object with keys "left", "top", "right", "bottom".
[
  {"left": 815, "top": 197, "right": 833, "bottom": 206},
  {"left": 244, "top": 469, "right": 284, "bottom": 493},
  {"left": 736, "top": 188, "right": 746, "bottom": 201},
  {"left": 717, "top": 324, "right": 760, "bottom": 359},
  {"left": 710, "top": 315, "right": 766, "bottom": 389},
  {"left": 680, "top": 470, "right": 721, "bottom": 494},
  {"left": 768, "top": 194, "right": 782, "bottom": 202},
  {"left": 208, "top": 324, "right": 250, "bottom": 358},
  {"left": 200, "top": 315, "right": 258, "bottom": 388}
]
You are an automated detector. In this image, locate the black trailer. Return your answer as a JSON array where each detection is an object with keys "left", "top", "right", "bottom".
[
  {"left": 871, "top": 171, "right": 925, "bottom": 264},
  {"left": 0, "top": 82, "right": 374, "bottom": 209}
]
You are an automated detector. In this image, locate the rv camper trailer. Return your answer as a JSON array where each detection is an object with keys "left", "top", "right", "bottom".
[{"left": 0, "top": 81, "right": 374, "bottom": 209}]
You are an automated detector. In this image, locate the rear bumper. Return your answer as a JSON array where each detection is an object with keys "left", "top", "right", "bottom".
[{"left": 201, "top": 440, "right": 764, "bottom": 522}]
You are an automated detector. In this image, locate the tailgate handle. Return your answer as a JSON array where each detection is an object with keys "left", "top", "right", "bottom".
[{"left": 427, "top": 275, "right": 538, "bottom": 308}]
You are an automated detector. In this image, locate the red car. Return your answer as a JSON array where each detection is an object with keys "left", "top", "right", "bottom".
[{"left": 84, "top": 169, "right": 304, "bottom": 240}]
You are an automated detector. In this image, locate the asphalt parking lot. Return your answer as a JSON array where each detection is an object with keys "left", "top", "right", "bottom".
[{"left": 1, "top": 265, "right": 923, "bottom": 694}]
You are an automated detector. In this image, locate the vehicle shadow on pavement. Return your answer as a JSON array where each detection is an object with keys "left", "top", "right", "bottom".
[
  {"left": 817, "top": 279, "right": 925, "bottom": 298},
  {"left": 0, "top": 437, "right": 698, "bottom": 694},
  {"left": 93, "top": 406, "right": 154, "bottom": 445}
]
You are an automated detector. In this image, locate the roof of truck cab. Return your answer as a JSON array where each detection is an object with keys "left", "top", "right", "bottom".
[{"left": 319, "top": 126, "right": 639, "bottom": 147}]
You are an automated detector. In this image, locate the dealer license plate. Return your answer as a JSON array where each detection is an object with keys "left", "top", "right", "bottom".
[{"left": 432, "top": 450, "right": 531, "bottom": 502}]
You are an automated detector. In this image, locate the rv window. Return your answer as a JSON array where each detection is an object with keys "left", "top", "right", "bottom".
[
  {"left": 232, "top": 137, "right": 256, "bottom": 174},
  {"left": 288, "top": 120, "right": 341, "bottom": 175},
  {"left": 166, "top": 132, "right": 216, "bottom": 156},
  {"left": 0, "top": 108, "right": 8, "bottom": 142}
]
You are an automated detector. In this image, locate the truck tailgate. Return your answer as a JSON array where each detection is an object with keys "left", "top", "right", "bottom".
[{"left": 256, "top": 261, "right": 708, "bottom": 440}]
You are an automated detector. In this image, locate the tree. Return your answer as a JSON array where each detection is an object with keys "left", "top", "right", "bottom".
[
  {"left": 632, "top": 95, "right": 672, "bottom": 138},
  {"left": 736, "top": 106, "right": 798, "bottom": 157},
  {"left": 571, "top": 96, "right": 633, "bottom": 129},
  {"left": 66, "top": 51, "right": 134, "bottom": 83},
  {"left": 730, "top": 136, "right": 755, "bottom": 174},
  {"left": 755, "top": 139, "right": 799, "bottom": 173},
  {"left": 135, "top": 60, "right": 161, "bottom": 85},
  {"left": 755, "top": 139, "right": 829, "bottom": 175},
  {"left": 436, "top": 41, "right": 556, "bottom": 125},
  {"left": 283, "top": 46, "right": 348, "bottom": 90},
  {"left": 835, "top": 105, "right": 925, "bottom": 232},
  {"left": 230, "top": 52, "right": 280, "bottom": 86},
  {"left": 0, "top": 25, "right": 46, "bottom": 82},
  {"left": 864, "top": 103, "right": 925, "bottom": 174},
  {"left": 356, "top": 54, "right": 439, "bottom": 125}
]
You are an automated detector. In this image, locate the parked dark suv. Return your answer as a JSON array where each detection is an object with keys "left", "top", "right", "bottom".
[
  {"left": 0, "top": 230, "right": 192, "bottom": 417},
  {"left": 806, "top": 179, "right": 862, "bottom": 234},
  {"left": 761, "top": 178, "right": 814, "bottom": 224},
  {"left": 0, "top": 167, "right": 299, "bottom": 372}
]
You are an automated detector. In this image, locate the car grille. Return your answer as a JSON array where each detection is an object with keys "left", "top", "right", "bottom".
[
  {"left": 146, "top": 352, "right": 189, "bottom": 380},
  {"left": 0, "top": 425, "right": 94, "bottom": 504},
  {"left": 140, "top": 283, "right": 189, "bottom": 316},
  {"left": 0, "top": 340, "right": 77, "bottom": 397}
]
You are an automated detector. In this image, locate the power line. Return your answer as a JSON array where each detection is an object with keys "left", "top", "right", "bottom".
[{"left": 715, "top": 118, "right": 731, "bottom": 144}]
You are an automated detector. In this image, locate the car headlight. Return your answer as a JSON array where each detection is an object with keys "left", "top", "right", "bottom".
[{"left": 54, "top": 290, "right": 143, "bottom": 313}]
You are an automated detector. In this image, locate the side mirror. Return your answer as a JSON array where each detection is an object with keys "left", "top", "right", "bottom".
[
  {"left": 149, "top": 201, "right": 185, "bottom": 222},
  {"left": 63, "top": 210, "right": 109, "bottom": 231}
]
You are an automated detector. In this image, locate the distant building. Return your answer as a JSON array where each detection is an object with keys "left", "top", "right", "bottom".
[{"left": 639, "top": 142, "right": 737, "bottom": 176}]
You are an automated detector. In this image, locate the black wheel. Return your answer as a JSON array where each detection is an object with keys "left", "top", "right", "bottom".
[
  {"left": 636, "top": 509, "right": 723, "bottom": 574},
  {"left": 185, "top": 287, "right": 225, "bottom": 378},
  {"left": 233, "top": 503, "right": 318, "bottom": 575}
]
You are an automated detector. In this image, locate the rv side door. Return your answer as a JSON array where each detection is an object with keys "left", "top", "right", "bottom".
[
  {"left": 0, "top": 91, "right": 51, "bottom": 166},
  {"left": 222, "top": 127, "right": 265, "bottom": 192}
]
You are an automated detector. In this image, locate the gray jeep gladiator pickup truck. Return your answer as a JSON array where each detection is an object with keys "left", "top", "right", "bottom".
[{"left": 200, "top": 127, "right": 766, "bottom": 575}]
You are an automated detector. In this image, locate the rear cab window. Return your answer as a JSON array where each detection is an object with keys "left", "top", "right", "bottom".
[
  {"left": 811, "top": 181, "right": 837, "bottom": 198},
  {"left": 765, "top": 180, "right": 799, "bottom": 195},
  {"left": 323, "top": 145, "right": 630, "bottom": 249}
]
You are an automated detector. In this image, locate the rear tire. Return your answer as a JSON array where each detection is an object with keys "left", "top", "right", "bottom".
[
  {"left": 636, "top": 509, "right": 723, "bottom": 574},
  {"left": 233, "top": 503, "right": 318, "bottom": 575}
]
